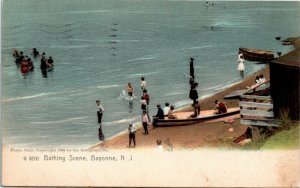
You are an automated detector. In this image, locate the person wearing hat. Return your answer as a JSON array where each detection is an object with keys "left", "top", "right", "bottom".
[
  {"left": 155, "top": 104, "right": 165, "bottom": 120},
  {"left": 142, "top": 110, "right": 150, "bottom": 134}
]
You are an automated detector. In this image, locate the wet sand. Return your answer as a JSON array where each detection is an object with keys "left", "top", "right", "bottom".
[{"left": 91, "top": 66, "right": 270, "bottom": 150}]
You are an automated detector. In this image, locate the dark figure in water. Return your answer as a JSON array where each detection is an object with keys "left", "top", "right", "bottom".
[
  {"left": 98, "top": 127, "right": 105, "bottom": 141},
  {"left": 40, "top": 56, "right": 51, "bottom": 78},
  {"left": 47, "top": 56, "right": 54, "bottom": 72},
  {"left": 31, "top": 48, "right": 39, "bottom": 58},
  {"left": 13, "top": 49, "right": 19, "bottom": 58},
  {"left": 16, "top": 51, "right": 25, "bottom": 65}
]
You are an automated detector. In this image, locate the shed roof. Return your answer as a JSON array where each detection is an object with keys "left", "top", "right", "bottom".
[{"left": 271, "top": 48, "right": 300, "bottom": 68}]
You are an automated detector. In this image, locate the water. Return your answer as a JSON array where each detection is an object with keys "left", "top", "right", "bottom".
[{"left": 1, "top": 0, "right": 299, "bottom": 147}]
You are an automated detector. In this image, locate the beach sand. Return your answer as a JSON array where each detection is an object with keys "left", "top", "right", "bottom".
[{"left": 91, "top": 66, "right": 270, "bottom": 150}]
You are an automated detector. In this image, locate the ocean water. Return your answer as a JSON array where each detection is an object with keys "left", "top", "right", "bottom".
[{"left": 1, "top": 0, "right": 299, "bottom": 148}]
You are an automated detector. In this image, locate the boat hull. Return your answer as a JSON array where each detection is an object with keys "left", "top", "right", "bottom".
[
  {"left": 239, "top": 48, "right": 274, "bottom": 62},
  {"left": 152, "top": 108, "right": 240, "bottom": 127}
]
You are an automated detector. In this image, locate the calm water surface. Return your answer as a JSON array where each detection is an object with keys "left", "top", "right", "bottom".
[{"left": 1, "top": 0, "right": 299, "bottom": 147}]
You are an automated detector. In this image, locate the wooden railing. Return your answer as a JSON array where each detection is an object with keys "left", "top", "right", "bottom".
[{"left": 239, "top": 95, "right": 279, "bottom": 127}]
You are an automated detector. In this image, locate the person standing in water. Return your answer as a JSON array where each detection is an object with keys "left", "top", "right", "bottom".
[
  {"left": 142, "top": 110, "right": 150, "bottom": 135},
  {"left": 31, "top": 48, "right": 39, "bottom": 58},
  {"left": 140, "top": 77, "right": 147, "bottom": 92},
  {"left": 127, "top": 82, "right": 134, "bottom": 97},
  {"left": 237, "top": 52, "right": 245, "bottom": 78},
  {"left": 96, "top": 100, "right": 105, "bottom": 141}
]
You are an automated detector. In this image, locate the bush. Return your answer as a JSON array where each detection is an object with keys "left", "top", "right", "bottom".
[{"left": 279, "top": 108, "right": 292, "bottom": 130}]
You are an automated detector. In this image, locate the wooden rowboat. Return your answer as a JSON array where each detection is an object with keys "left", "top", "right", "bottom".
[
  {"left": 152, "top": 107, "right": 240, "bottom": 127},
  {"left": 239, "top": 48, "right": 275, "bottom": 62}
]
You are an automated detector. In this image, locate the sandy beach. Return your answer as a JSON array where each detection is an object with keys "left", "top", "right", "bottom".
[{"left": 91, "top": 66, "right": 271, "bottom": 150}]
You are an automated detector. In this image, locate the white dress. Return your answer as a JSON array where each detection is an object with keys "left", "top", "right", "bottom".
[{"left": 237, "top": 58, "right": 245, "bottom": 71}]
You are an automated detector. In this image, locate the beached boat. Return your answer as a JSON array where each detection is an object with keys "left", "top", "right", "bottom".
[
  {"left": 239, "top": 48, "right": 275, "bottom": 62},
  {"left": 152, "top": 107, "right": 240, "bottom": 127}
]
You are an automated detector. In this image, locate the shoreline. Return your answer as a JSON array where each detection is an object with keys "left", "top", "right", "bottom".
[{"left": 90, "top": 65, "right": 270, "bottom": 150}]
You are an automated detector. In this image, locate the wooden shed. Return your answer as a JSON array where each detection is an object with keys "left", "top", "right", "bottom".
[{"left": 270, "top": 48, "right": 300, "bottom": 120}]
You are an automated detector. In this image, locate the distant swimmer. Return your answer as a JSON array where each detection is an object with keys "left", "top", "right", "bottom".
[
  {"left": 47, "top": 56, "right": 54, "bottom": 67},
  {"left": 12, "top": 48, "right": 19, "bottom": 58},
  {"left": 31, "top": 48, "right": 39, "bottom": 58},
  {"left": 27, "top": 58, "right": 34, "bottom": 71},
  {"left": 127, "top": 83, "right": 134, "bottom": 97},
  {"left": 20, "top": 58, "right": 29, "bottom": 76},
  {"left": 41, "top": 52, "right": 46, "bottom": 59},
  {"left": 40, "top": 55, "right": 51, "bottom": 70},
  {"left": 140, "top": 77, "right": 147, "bottom": 91}
]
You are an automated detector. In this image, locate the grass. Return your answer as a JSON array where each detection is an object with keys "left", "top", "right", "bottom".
[{"left": 260, "top": 125, "right": 299, "bottom": 150}]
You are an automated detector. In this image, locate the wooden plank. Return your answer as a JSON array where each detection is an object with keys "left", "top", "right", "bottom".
[
  {"left": 242, "top": 116, "right": 274, "bottom": 121},
  {"left": 240, "top": 109, "right": 274, "bottom": 117},
  {"left": 243, "top": 80, "right": 270, "bottom": 93},
  {"left": 239, "top": 101, "right": 273, "bottom": 109},
  {"left": 240, "top": 95, "right": 271, "bottom": 100},
  {"left": 224, "top": 89, "right": 247, "bottom": 99},
  {"left": 241, "top": 119, "right": 280, "bottom": 127}
]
